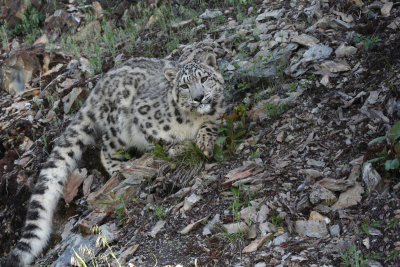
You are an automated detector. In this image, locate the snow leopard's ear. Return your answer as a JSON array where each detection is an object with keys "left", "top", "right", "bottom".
[
  {"left": 202, "top": 53, "right": 217, "bottom": 69},
  {"left": 164, "top": 68, "right": 178, "bottom": 82}
]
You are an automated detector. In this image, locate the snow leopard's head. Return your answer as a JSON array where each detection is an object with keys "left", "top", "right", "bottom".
[{"left": 165, "top": 53, "right": 225, "bottom": 116}]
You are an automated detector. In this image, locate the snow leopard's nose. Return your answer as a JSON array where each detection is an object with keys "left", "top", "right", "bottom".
[
  {"left": 193, "top": 94, "right": 204, "bottom": 102},
  {"left": 192, "top": 84, "right": 204, "bottom": 102}
]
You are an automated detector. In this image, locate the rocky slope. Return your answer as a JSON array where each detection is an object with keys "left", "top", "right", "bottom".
[{"left": 1, "top": 0, "right": 400, "bottom": 266}]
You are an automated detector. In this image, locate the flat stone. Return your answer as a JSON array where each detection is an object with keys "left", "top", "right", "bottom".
[
  {"left": 239, "top": 206, "right": 257, "bottom": 222},
  {"left": 223, "top": 222, "right": 249, "bottom": 234},
  {"left": 256, "top": 9, "right": 283, "bottom": 21},
  {"left": 329, "top": 225, "right": 341, "bottom": 237},
  {"left": 331, "top": 183, "right": 364, "bottom": 209},
  {"left": 203, "top": 214, "right": 220, "bottom": 236},
  {"left": 117, "top": 244, "right": 139, "bottom": 265},
  {"left": 303, "top": 44, "right": 332, "bottom": 62},
  {"left": 323, "top": 240, "right": 355, "bottom": 255},
  {"left": 300, "top": 169, "right": 323, "bottom": 183},
  {"left": 331, "top": 19, "right": 351, "bottom": 29},
  {"left": 335, "top": 43, "right": 357, "bottom": 57},
  {"left": 53, "top": 234, "right": 98, "bottom": 267},
  {"left": 316, "top": 60, "right": 351, "bottom": 73},
  {"left": 317, "top": 178, "right": 355, "bottom": 192},
  {"left": 309, "top": 186, "right": 337, "bottom": 205},
  {"left": 253, "top": 23, "right": 270, "bottom": 36},
  {"left": 309, "top": 211, "right": 330, "bottom": 224},
  {"left": 242, "top": 233, "right": 272, "bottom": 253},
  {"left": 256, "top": 205, "right": 270, "bottom": 223},
  {"left": 182, "top": 193, "right": 202, "bottom": 211},
  {"left": 78, "top": 210, "right": 109, "bottom": 233},
  {"left": 295, "top": 219, "right": 329, "bottom": 238},
  {"left": 292, "top": 34, "right": 319, "bottom": 47},
  {"left": 199, "top": 9, "right": 222, "bottom": 19},
  {"left": 362, "top": 163, "right": 382, "bottom": 193},
  {"left": 307, "top": 159, "right": 325, "bottom": 167},
  {"left": 381, "top": 2, "right": 393, "bottom": 17},
  {"left": 150, "top": 220, "right": 166, "bottom": 238},
  {"left": 259, "top": 221, "right": 276, "bottom": 235},
  {"left": 272, "top": 232, "right": 289, "bottom": 246},
  {"left": 180, "top": 215, "right": 210, "bottom": 234}
]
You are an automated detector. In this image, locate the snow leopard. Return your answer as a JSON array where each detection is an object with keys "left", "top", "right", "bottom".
[{"left": 5, "top": 53, "right": 225, "bottom": 266}]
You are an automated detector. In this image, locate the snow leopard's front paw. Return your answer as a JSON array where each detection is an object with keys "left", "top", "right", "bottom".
[
  {"left": 166, "top": 143, "right": 185, "bottom": 158},
  {"left": 196, "top": 122, "right": 218, "bottom": 158}
]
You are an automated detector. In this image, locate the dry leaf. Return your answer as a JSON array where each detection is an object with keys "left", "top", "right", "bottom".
[{"left": 63, "top": 168, "right": 87, "bottom": 203}]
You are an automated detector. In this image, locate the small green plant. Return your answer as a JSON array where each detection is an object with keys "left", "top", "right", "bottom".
[
  {"left": 353, "top": 35, "right": 382, "bottom": 50},
  {"left": 385, "top": 217, "right": 399, "bottom": 230},
  {"left": 165, "top": 31, "right": 180, "bottom": 54},
  {"left": 341, "top": 247, "right": 368, "bottom": 267},
  {"left": 152, "top": 143, "right": 177, "bottom": 169},
  {"left": 367, "top": 121, "right": 400, "bottom": 172},
  {"left": 214, "top": 105, "right": 247, "bottom": 161},
  {"left": 229, "top": 184, "right": 256, "bottom": 223},
  {"left": 72, "top": 225, "right": 122, "bottom": 267},
  {"left": 230, "top": 187, "right": 243, "bottom": 222},
  {"left": 0, "top": 23, "right": 8, "bottom": 49},
  {"left": 10, "top": 6, "right": 45, "bottom": 37},
  {"left": 221, "top": 227, "right": 246, "bottom": 243},
  {"left": 153, "top": 206, "right": 166, "bottom": 220},
  {"left": 385, "top": 249, "right": 399, "bottom": 263},
  {"left": 264, "top": 102, "right": 287, "bottom": 118},
  {"left": 101, "top": 19, "right": 118, "bottom": 57},
  {"left": 360, "top": 219, "right": 380, "bottom": 235},
  {"left": 270, "top": 211, "right": 283, "bottom": 227},
  {"left": 42, "top": 134, "right": 48, "bottom": 151},
  {"left": 153, "top": 142, "right": 207, "bottom": 170},
  {"left": 181, "top": 143, "right": 208, "bottom": 167},
  {"left": 113, "top": 194, "right": 126, "bottom": 226},
  {"left": 250, "top": 150, "right": 261, "bottom": 159},
  {"left": 114, "top": 146, "right": 132, "bottom": 160}
]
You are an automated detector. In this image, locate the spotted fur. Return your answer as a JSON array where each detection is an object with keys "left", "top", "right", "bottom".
[{"left": 5, "top": 53, "right": 225, "bottom": 266}]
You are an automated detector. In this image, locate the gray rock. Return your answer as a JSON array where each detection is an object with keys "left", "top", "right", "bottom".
[
  {"left": 331, "top": 19, "right": 351, "bottom": 29},
  {"left": 300, "top": 169, "right": 323, "bottom": 183},
  {"left": 331, "top": 183, "right": 364, "bottom": 209},
  {"left": 369, "top": 260, "right": 384, "bottom": 267},
  {"left": 295, "top": 219, "right": 329, "bottom": 238},
  {"left": 316, "top": 178, "right": 355, "bottom": 192},
  {"left": 314, "top": 204, "right": 331, "bottom": 214},
  {"left": 296, "top": 195, "right": 311, "bottom": 212},
  {"left": 307, "top": 158, "right": 326, "bottom": 167},
  {"left": 316, "top": 60, "right": 351, "bottom": 73},
  {"left": 199, "top": 9, "right": 222, "bottom": 19},
  {"left": 335, "top": 43, "right": 357, "bottom": 57},
  {"left": 274, "top": 30, "right": 290, "bottom": 43},
  {"left": 259, "top": 221, "right": 276, "bottom": 235},
  {"left": 362, "top": 163, "right": 382, "bottom": 193},
  {"left": 256, "top": 9, "right": 284, "bottom": 22},
  {"left": 292, "top": 33, "right": 319, "bottom": 47},
  {"left": 303, "top": 44, "right": 332, "bottom": 62},
  {"left": 253, "top": 23, "right": 270, "bottom": 36},
  {"left": 272, "top": 232, "right": 289, "bottom": 246},
  {"left": 223, "top": 222, "right": 249, "bottom": 234},
  {"left": 203, "top": 214, "right": 220, "bottom": 236},
  {"left": 309, "top": 186, "right": 337, "bottom": 205},
  {"left": 52, "top": 234, "right": 98, "bottom": 267},
  {"left": 329, "top": 225, "right": 340, "bottom": 237},
  {"left": 323, "top": 240, "right": 355, "bottom": 256}
]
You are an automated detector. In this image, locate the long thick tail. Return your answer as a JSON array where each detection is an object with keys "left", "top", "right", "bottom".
[{"left": 5, "top": 108, "right": 97, "bottom": 267}]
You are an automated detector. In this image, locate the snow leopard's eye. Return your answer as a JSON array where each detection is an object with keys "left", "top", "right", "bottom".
[
  {"left": 180, "top": 84, "right": 189, "bottom": 89},
  {"left": 201, "top": 77, "right": 208, "bottom": 83}
]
